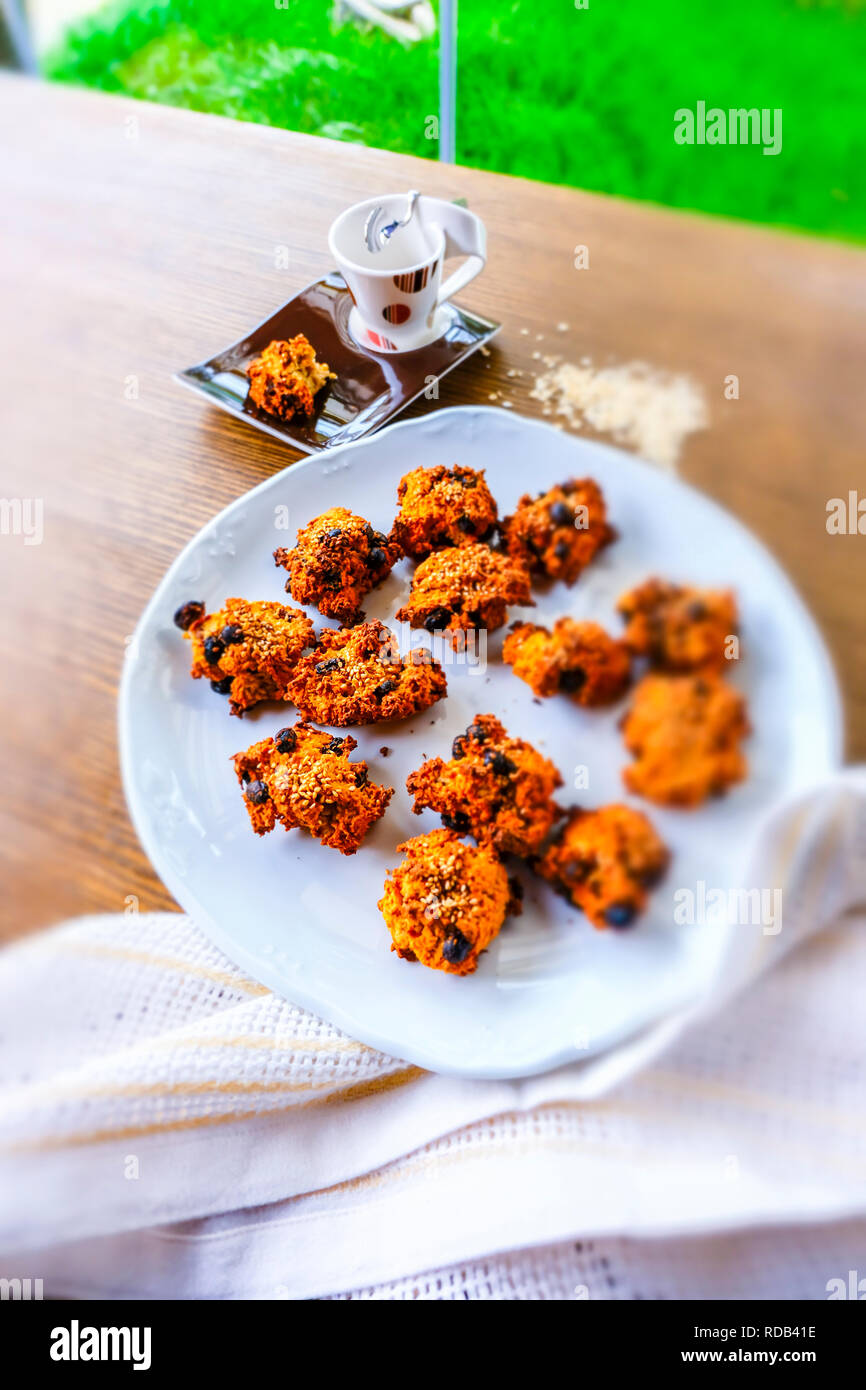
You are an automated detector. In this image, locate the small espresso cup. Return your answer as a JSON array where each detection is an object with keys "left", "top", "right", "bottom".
[{"left": 328, "top": 193, "right": 487, "bottom": 353}]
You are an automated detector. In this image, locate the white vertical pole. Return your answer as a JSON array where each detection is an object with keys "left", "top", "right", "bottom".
[
  {"left": 438, "top": 0, "right": 457, "bottom": 163},
  {"left": 1, "top": 0, "right": 39, "bottom": 73}
]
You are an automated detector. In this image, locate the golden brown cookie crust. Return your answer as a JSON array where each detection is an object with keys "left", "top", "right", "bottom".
[
  {"left": 275, "top": 506, "right": 401, "bottom": 626},
  {"left": 233, "top": 722, "right": 393, "bottom": 855},
  {"left": 379, "top": 828, "right": 521, "bottom": 975},
  {"left": 286, "top": 619, "right": 447, "bottom": 726},
  {"left": 391, "top": 464, "right": 498, "bottom": 558},
  {"left": 395, "top": 542, "right": 532, "bottom": 650},
  {"left": 406, "top": 713, "right": 563, "bottom": 857},
  {"left": 502, "top": 478, "right": 613, "bottom": 584},
  {"left": 537, "top": 804, "right": 669, "bottom": 929},
  {"left": 617, "top": 577, "right": 738, "bottom": 672},
  {"left": 621, "top": 672, "right": 750, "bottom": 807},
  {"left": 503, "top": 617, "right": 631, "bottom": 705},
  {"left": 183, "top": 598, "right": 315, "bottom": 716},
  {"left": 246, "top": 335, "right": 335, "bottom": 421}
]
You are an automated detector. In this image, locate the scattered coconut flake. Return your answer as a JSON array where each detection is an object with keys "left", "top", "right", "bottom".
[
  {"left": 502, "top": 400, "right": 513, "bottom": 408},
  {"left": 520, "top": 328, "right": 530, "bottom": 336},
  {"left": 556, "top": 322, "right": 570, "bottom": 332},
  {"left": 531, "top": 350, "right": 541, "bottom": 360},
  {"left": 530, "top": 358, "right": 707, "bottom": 470},
  {"left": 479, "top": 345, "right": 491, "bottom": 356}
]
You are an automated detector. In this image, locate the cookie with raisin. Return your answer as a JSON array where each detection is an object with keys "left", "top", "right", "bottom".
[
  {"left": 621, "top": 672, "right": 749, "bottom": 807},
  {"left": 246, "top": 335, "right": 335, "bottom": 422},
  {"left": 395, "top": 542, "right": 532, "bottom": 650},
  {"left": 391, "top": 464, "right": 498, "bottom": 558},
  {"left": 274, "top": 507, "right": 401, "bottom": 625},
  {"left": 406, "top": 713, "right": 562, "bottom": 857},
  {"left": 379, "top": 829, "right": 521, "bottom": 976},
  {"left": 501, "top": 478, "right": 613, "bottom": 584},
  {"left": 617, "top": 577, "right": 738, "bottom": 671},
  {"left": 233, "top": 722, "right": 392, "bottom": 855},
  {"left": 286, "top": 619, "right": 447, "bottom": 726},
  {"left": 503, "top": 617, "right": 630, "bottom": 705},
  {"left": 537, "top": 804, "right": 669, "bottom": 929},
  {"left": 176, "top": 597, "right": 314, "bottom": 716}
]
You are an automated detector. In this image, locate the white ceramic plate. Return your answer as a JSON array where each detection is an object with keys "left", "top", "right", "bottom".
[{"left": 120, "top": 407, "right": 842, "bottom": 1077}]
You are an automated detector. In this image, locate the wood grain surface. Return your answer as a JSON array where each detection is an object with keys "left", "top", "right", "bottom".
[{"left": 1, "top": 76, "right": 864, "bottom": 941}]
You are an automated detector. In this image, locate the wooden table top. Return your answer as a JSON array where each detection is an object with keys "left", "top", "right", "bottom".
[{"left": 1, "top": 76, "right": 864, "bottom": 942}]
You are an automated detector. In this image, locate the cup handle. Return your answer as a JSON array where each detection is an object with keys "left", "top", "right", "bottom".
[{"left": 433, "top": 205, "right": 487, "bottom": 307}]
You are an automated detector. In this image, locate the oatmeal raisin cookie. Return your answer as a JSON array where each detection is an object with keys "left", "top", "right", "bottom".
[
  {"left": 617, "top": 577, "right": 738, "bottom": 672},
  {"left": 176, "top": 597, "right": 314, "bottom": 716},
  {"left": 233, "top": 722, "right": 392, "bottom": 854},
  {"left": 274, "top": 506, "right": 401, "bottom": 626},
  {"left": 286, "top": 619, "right": 446, "bottom": 726},
  {"left": 537, "top": 803, "right": 669, "bottom": 929},
  {"left": 406, "top": 713, "right": 562, "bottom": 857},
  {"left": 501, "top": 478, "right": 613, "bottom": 584},
  {"left": 503, "top": 617, "right": 630, "bottom": 705},
  {"left": 246, "top": 335, "right": 334, "bottom": 422},
  {"left": 395, "top": 542, "right": 532, "bottom": 650},
  {"left": 379, "top": 828, "right": 521, "bottom": 975},
  {"left": 391, "top": 464, "right": 498, "bottom": 558},
  {"left": 621, "top": 672, "right": 749, "bottom": 807}
]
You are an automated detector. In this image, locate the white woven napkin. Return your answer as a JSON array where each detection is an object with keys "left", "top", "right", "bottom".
[{"left": 0, "top": 769, "right": 864, "bottom": 1299}]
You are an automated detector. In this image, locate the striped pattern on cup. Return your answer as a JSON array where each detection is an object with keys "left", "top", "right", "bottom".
[{"left": 392, "top": 261, "right": 437, "bottom": 294}]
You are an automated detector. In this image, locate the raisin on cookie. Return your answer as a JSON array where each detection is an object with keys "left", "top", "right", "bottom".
[
  {"left": 395, "top": 542, "right": 532, "bottom": 650},
  {"left": 379, "top": 829, "right": 522, "bottom": 976},
  {"left": 537, "top": 804, "right": 669, "bottom": 929},
  {"left": 501, "top": 478, "right": 613, "bottom": 584},
  {"left": 233, "top": 722, "right": 393, "bottom": 855},
  {"left": 621, "top": 672, "right": 749, "bottom": 807},
  {"left": 177, "top": 597, "right": 315, "bottom": 717},
  {"left": 503, "top": 617, "right": 631, "bottom": 705},
  {"left": 617, "top": 577, "right": 738, "bottom": 671},
  {"left": 274, "top": 507, "right": 401, "bottom": 625},
  {"left": 286, "top": 619, "right": 447, "bottom": 726},
  {"left": 391, "top": 464, "right": 498, "bottom": 558},
  {"left": 406, "top": 713, "right": 562, "bottom": 857}
]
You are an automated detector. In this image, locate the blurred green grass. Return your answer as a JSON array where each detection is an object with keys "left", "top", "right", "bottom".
[{"left": 45, "top": 0, "right": 865, "bottom": 240}]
